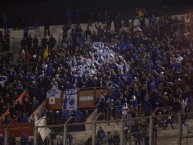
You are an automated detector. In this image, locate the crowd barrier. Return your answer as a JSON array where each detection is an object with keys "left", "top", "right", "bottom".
[
  {"left": 0, "top": 107, "right": 193, "bottom": 145},
  {"left": 31, "top": 110, "right": 193, "bottom": 145},
  {"left": 0, "top": 122, "right": 34, "bottom": 145}
]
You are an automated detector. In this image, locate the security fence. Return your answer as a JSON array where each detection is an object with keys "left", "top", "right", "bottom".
[
  {"left": 2, "top": 123, "right": 34, "bottom": 145},
  {"left": 180, "top": 111, "right": 193, "bottom": 145},
  {"left": 1, "top": 110, "right": 193, "bottom": 145}
]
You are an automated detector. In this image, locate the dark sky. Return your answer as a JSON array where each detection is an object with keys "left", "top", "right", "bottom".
[{"left": 0, "top": 0, "right": 192, "bottom": 26}]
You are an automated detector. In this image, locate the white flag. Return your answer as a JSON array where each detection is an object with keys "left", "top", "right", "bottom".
[{"left": 63, "top": 89, "right": 77, "bottom": 111}]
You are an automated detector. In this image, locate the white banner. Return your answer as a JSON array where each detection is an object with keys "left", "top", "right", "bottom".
[
  {"left": 63, "top": 89, "right": 77, "bottom": 111},
  {"left": 47, "top": 89, "right": 61, "bottom": 98}
]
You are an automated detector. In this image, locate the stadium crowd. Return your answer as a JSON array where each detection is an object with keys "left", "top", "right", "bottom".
[
  {"left": 0, "top": 7, "right": 193, "bottom": 145},
  {"left": 0, "top": 9, "right": 193, "bottom": 120}
]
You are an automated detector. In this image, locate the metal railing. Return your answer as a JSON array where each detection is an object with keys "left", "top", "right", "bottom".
[{"left": 1, "top": 109, "right": 193, "bottom": 145}]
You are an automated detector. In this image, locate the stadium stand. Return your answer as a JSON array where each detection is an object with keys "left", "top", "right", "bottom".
[{"left": 0, "top": 4, "right": 193, "bottom": 145}]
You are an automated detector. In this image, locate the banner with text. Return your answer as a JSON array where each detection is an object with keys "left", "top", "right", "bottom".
[
  {"left": 47, "top": 89, "right": 61, "bottom": 98},
  {"left": 63, "top": 89, "right": 77, "bottom": 111}
]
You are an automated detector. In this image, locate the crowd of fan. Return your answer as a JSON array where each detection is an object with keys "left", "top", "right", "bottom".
[{"left": 0, "top": 8, "right": 193, "bottom": 129}]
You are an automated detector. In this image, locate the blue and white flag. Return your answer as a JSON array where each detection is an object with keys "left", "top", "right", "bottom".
[
  {"left": 63, "top": 89, "right": 77, "bottom": 111},
  {"left": 47, "top": 89, "right": 61, "bottom": 98}
]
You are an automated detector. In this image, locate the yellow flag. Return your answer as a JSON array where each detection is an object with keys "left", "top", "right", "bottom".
[{"left": 43, "top": 45, "right": 48, "bottom": 59}]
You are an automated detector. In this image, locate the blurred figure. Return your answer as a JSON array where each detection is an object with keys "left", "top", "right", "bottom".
[
  {"left": 8, "top": 134, "right": 16, "bottom": 145},
  {"left": 34, "top": 17, "right": 40, "bottom": 37},
  {"left": 85, "top": 135, "right": 92, "bottom": 145},
  {"left": 20, "top": 133, "right": 29, "bottom": 145},
  {"left": 23, "top": 25, "right": 29, "bottom": 39},
  {"left": 65, "top": 10, "right": 72, "bottom": 27},
  {"left": 97, "top": 127, "right": 105, "bottom": 144},
  {"left": 44, "top": 18, "right": 50, "bottom": 36},
  {"left": 112, "top": 131, "right": 120, "bottom": 145},
  {"left": 2, "top": 13, "right": 9, "bottom": 34},
  {"left": 30, "top": 114, "right": 38, "bottom": 122},
  {"left": 0, "top": 134, "right": 3, "bottom": 145},
  {"left": 66, "top": 132, "right": 73, "bottom": 145}
]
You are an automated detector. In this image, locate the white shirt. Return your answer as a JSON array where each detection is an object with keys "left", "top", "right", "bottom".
[
  {"left": 122, "top": 106, "right": 128, "bottom": 115},
  {"left": 133, "top": 18, "right": 140, "bottom": 27},
  {"left": 0, "top": 76, "right": 7, "bottom": 87}
]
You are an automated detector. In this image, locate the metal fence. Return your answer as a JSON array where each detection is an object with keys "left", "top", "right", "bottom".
[
  {"left": 3, "top": 125, "right": 34, "bottom": 145},
  {"left": 1, "top": 110, "right": 193, "bottom": 145}
]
